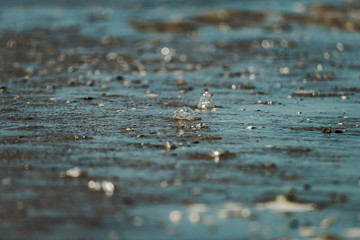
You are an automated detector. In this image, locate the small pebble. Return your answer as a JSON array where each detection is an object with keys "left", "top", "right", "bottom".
[
  {"left": 0, "top": 86, "right": 8, "bottom": 93},
  {"left": 322, "top": 127, "right": 332, "bottom": 133},
  {"left": 246, "top": 126, "right": 255, "bottom": 130},
  {"left": 115, "top": 75, "right": 124, "bottom": 81}
]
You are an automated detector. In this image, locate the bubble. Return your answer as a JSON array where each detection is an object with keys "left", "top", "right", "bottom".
[
  {"left": 202, "top": 215, "right": 215, "bottom": 225},
  {"left": 107, "top": 231, "right": 120, "bottom": 240},
  {"left": 293, "top": 2, "right": 305, "bottom": 13},
  {"left": 147, "top": 93, "right": 159, "bottom": 99},
  {"left": 88, "top": 180, "right": 102, "bottom": 191},
  {"left": 336, "top": 42, "right": 344, "bottom": 52},
  {"left": 159, "top": 180, "right": 168, "bottom": 188},
  {"left": 172, "top": 107, "right": 195, "bottom": 120},
  {"left": 261, "top": 39, "right": 274, "bottom": 48},
  {"left": 106, "top": 52, "right": 118, "bottom": 60},
  {"left": 323, "top": 52, "right": 330, "bottom": 60},
  {"left": 217, "top": 209, "right": 231, "bottom": 219},
  {"left": 192, "top": 188, "right": 202, "bottom": 196},
  {"left": 317, "top": 64, "right": 323, "bottom": 71},
  {"left": 6, "top": 39, "right": 17, "bottom": 49},
  {"left": 133, "top": 216, "right": 144, "bottom": 227},
  {"left": 279, "top": 67, "right": 290, "bottom": 75},
  {"left": 197, "top": 89, "right": 214, "bottom": 110},
  {"left": 210, "top": 149, "right": 222, "bottom": 157},
  {"left": 189, "top": 212, "right": 201, "bottom": 223},
  {"left": 102, "top": 181, "right": 115, "bottom": 195},
  {"left": 299, "top": 226, "right": 316, "bottom": 237},
  {"left": 241, "top": 208, "right": 251, "bottom": 218},
  {"left": 161, "top": 47, "right": 170, "bottom": 56},
  {"left": 1, "top": 177, "right": 11, "bottom": 185},
  {"left": 187, "top": 203, "right": 207, "bottom": 213},
  {"left": 88, "top": 180, "right": 114, "bottom": 196},
  {"left": 169, "top": 210, "right": 183, "bottom": 223},
  {"left": 65, "top": 167, "right": 81, "bottom": 178},
  {"left": 346, "top": 228, "right": 360, "bottom": 238}
]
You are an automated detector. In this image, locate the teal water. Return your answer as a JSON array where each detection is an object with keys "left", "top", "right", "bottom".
[{"left": 1, "top": 1, "right": 360, "bottom": 239}]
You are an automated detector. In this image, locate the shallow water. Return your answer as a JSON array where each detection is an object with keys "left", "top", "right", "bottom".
[{"left": 1, "top": 0, "right": 360, "bottom": 239}]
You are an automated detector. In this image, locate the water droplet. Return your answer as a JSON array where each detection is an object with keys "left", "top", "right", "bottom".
[
  {"left": 172, "top": 107, "right": 195, "bottom": 120},
  {"left": 197, "top": 89, "right": 214, "bottom": 110}
]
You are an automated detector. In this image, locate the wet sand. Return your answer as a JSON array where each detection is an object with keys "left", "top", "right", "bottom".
[{"left": 1, "top": 1, "right": 360, "bottom": 239}]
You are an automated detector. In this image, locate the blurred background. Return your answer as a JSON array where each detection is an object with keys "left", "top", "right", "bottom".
[{"left": 1, "top": 1, "right": 360, "bottom": 240}]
